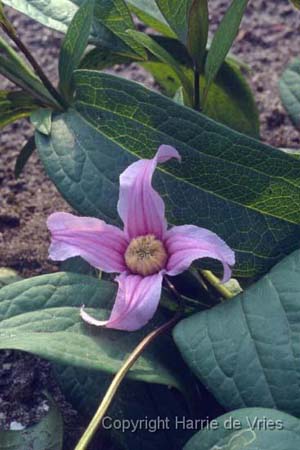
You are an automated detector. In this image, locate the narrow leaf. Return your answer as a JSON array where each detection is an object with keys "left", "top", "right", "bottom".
[
  {"left": 127, "top": 0, "right": 175, "bottom": 37},
  {"left": 0, "top": 0, "right": 15, "bottom": 35},
  {"left": 204, "top": 0, "right": 249, "bottom": 97},
  {"left": 155, "top": 0, "right": 193, "bottom": 44},
  {"left": 187, "top": 0, "right": 208, "bottom": 70},
  {"left": 0, "top": 36, "right": 58, "bottom": 106},
  {"left": 0, "top": 90, "right": 38, "bottom": 128},
  {"left": 92, "top": 0, "right": 146, "bottom": 58},
  {"left": 128, "top": 30, "right": 193, "bottom": 102},
  {"left": 279, "top": 57, "right": 300, "bottom": 128},
  {"left": 14, "top": 136, "right": 36, "bottom": 178},
  {"left": 59, "top": 0, "right": 94, "bottom": 101}
]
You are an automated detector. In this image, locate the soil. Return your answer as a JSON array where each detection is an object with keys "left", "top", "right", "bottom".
[{"left": 1, "top": 0, "right": 300, "bottom": 449}]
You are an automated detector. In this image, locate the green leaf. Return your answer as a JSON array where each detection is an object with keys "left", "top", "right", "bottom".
[
  {"left": 14, "top": 136, "right": 36, "bottom": 178},
  {"left": 155, "top": 0, "right": 195, "bottom": 45},
  {"left": 291, "top": 0, "right": 300, "bottom": 9},
  {"left": 0, "top": 0, "right": 16, "bottom": 35},
  {"left": 30, "top": 109, "right": 52, "bottom": 135},
  {"left": 127, "top": 0, "right": 175, "bottom": 37},
  {"left": 2, "top": 0, "right": 146, "bottom": 58},
  {"left": 184, "top": 408, "right": 300, "bottom": 450},
  {"left": 0, "top": 272, "right": 187, "bottom": 390},
  {"left": 80, "top": 34, "right": 191, "bottom": 71},
  {"left": 80, "top": 46, "right": 133, "bottom": 70},
  {"left": 2, "top": 0, "right": 78, "bottom": 33},
  {"left": 174, "top": 249, "right": 300, "bottom": 417},
  {"left": 279, "top": 57, "right": 300, "bottom": 129},
  {"left": 0, "top": 267, "right": 22, "bottom": 288},
  {"left": 187, "top": 0, "right": 208, "bottom": 70},
  {"left": 0, "top": 90, "right": 38, "bottom": 129},
  {"left": 35, "top": 71, "right": 300, "bottom": 278},
  {"left": 128, "top": 30, "right": 193, "bottom": 102},
  {"left": 0, "top": 394, "right": 63, "bottom": 450},
  {"left": 59, "top": 0, "right": 94, "bottom": 101},
  {"left": 54, "top": 365, "right": 193, "bottom": 450},
  {"left": 142, "top": 59, "right": 259, "bottom": 137},
  {"left": 204, "top": 0, "right": 249, "bottom": 96},
  {"left": 92, "top": 0, "right": 146, "bottom": 58},
  {"left": 0, "top": 36, "right": 58, "bottom": 107}
]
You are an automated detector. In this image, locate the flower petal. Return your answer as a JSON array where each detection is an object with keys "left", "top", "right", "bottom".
[
  {"left": 165, "top": 225, "right": 235, "bottom": 282},
  {"left": 47, "top": 212, "right": 128, "bottom": 273},
  {"left": 81, "top": 272, "right": 163, "bottom": 331},
  {"left": 118, "top": 145, "right": 181, "bottom": 239}
]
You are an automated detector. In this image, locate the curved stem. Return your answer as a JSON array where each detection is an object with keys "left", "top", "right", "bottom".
[
  {"left": 75, "top": 308, "right": 182, "bottom": 449},
  {"left": 201, "top": 269, "right": 234, "bottom": 300}
]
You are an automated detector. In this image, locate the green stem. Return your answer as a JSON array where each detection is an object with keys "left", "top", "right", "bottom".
[
  {"left": 1, "top": 23, "right": 66, "bottom": 109},
  {"left": 75, "top": 281, "right": 183, "bottom": 450},
  {"left": 193, "top": 64, "right": 200, "bottom": 111},
  {"left": 201, "top": 269, "right": 234, "bottom": 300}
]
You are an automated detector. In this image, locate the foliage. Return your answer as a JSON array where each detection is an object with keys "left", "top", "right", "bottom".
[
  {"left": 1, "top": 0, "right": 300, "bottom": 449},
  {"left": 280, "top": 57, "right": 300, "bottom": 128}
]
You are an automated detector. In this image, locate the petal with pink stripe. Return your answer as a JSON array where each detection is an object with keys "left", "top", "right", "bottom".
[
  {"left": 117, "top": 145, "right": 181, "bottom": 240},
  {"left": 165, "top": 225, "right": 235, "bottom": 282},
  {"left": 81, "top": 272, "right": 163, "bottom": 331},
  {"left": 47, "top": 212, "right": 128, "bottom": 273}
]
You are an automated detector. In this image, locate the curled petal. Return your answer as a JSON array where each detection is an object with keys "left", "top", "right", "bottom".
[
  {"left": 165, "top": 225, "right": 235, "bottom": 282},
  {"left": 47, "top": 212, "right": 128, "bottom": 273},
  {"left": 118, "top": 145, "right": 181, "bottom": 240},
  {"left": 81, "top": 272, "right": 163, "bottom": 331}
]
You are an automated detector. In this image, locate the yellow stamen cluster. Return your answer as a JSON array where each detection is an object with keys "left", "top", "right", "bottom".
[{"left": 125, "top": 234, "right": 168, "bottom": 276}]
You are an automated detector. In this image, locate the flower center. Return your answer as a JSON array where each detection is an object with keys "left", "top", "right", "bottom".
[{"left": 125, "top": 234, "right": 168, "bottom": 276}]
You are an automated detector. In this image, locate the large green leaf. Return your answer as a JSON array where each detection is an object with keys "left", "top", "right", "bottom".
[
  {"left": 184, "top": 408, "right": 300, "bottom": 450},
  {"left": 35, "top": 71, "right": 300, "bottom": 278},
  {"left": 55, "top": 365, "right": 193, "bottom": 450},
  {"left": 0, "top": 272, "right": 186, "bottom": 390},
  {"left": 204, "top": 0, "right": 249, "bottom": 96},
  {"left": 0, "top": 394, "right": 63, "bottom": 450},
  {"left": 14, "top": 136, "right": 36, "bottom": 177},
  {"left": 0, "top": 90, "right": 38, "bottom": 128},
  {"left": 279, "top": 58, "right": 300, "bottom": 128},
  {"left": 58, "top": 0, "right": 94, "bottom": 101},
  {"left": 174, "top": 249, "right": 300, "bottom": 417}
]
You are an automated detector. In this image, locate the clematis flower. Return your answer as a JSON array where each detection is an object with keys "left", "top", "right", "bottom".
[{"left": 47, "top": 145, "right": 235, "bottom": 331}]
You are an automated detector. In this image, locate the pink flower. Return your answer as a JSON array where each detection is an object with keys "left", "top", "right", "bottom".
[{"left": 47, "top": 145, "right": 235, "bottom": 331}]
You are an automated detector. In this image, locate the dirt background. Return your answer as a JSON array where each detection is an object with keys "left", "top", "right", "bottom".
[{"left": 1, "top": 0, "right": 300, "bottom": 448}]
